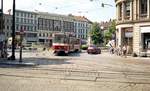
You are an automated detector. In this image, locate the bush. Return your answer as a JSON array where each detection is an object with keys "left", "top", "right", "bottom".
[{"left": 81, "top": 45, "right": 88, "bottom": 50}]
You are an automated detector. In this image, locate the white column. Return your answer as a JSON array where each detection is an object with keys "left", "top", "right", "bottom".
[
  {"left": 116, "top": 5, "right": 119, "bottom": 21},
  {"left": 147, "top": 0, "right": 150, "bottom": 18},
  {"left": 122, "top": 2, "right": 125, "bottom": 21},
  {"left": 137, "top": 0, "right": 140, "bottom": 20},
  {"left": 118, "top": 27, "right": 122, "bottom": 46},
  {"left": 130, "top": 1, "right": 133, "bottom": 20}
]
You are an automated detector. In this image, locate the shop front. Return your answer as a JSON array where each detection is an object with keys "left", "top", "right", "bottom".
[
  {"left": 121, "top": 27, "right": 133, "bottom": 54},
  {"left": 140, "top": 26, "right": 150, "bottom": 53}
]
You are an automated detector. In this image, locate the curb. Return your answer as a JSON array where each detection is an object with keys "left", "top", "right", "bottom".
[{"left": 0, "top": 61, "right": 37, "bottom": 67}]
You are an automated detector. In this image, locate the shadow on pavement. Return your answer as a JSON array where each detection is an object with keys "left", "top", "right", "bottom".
[
  {"left": 24, "top": 57, "right": 72, "bottom": 65},
  {"left": 0, "top": 57, "right": 72, "bottom": 68},
  {"left": 68, "top": 52, "right": 81, "bottom": 57}
]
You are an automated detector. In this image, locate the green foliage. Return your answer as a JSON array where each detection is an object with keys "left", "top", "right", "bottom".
[
  {"left": 81, "top": 45, "right": 88, "bottom": 50},
  {"left": 108, "top": 20, "right": 116, "bottom": 34},
  {"left": 104, "top": 20, "right": 116, "bottom": 44},
  {"left": 90, "top": 22, "right": 104, "bottom": 45}
]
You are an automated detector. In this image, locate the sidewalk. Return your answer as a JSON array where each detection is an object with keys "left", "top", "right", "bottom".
[{"left": 0, "top": 58, "right": 37, "bottom": 67}]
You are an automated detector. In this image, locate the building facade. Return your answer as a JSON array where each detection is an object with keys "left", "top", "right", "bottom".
[
  {"left": 115, "top": 0, "right": 150, "bottom": 55},
  {"left": 37, "top": 12, "right": 74, "bottom": 46},
  {"left": 15, "top": 10, "right": 38, "bottom": 44},
  {"left": 73, "top": 16, "right": 92, "bottom": 42},
  {"left": 3, "top": 14, "right": 12, "bottom": 39}
]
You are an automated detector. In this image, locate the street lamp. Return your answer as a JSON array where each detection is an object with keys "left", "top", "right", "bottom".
[
  {"left": 101, "top": 3, "right": 113, "bottom": 7},
  {"left": 90, "top": 0, "right": 113, "bottom": 7},
  {"left": 9, "top": 0, "right": 16, "bottom": 60}
]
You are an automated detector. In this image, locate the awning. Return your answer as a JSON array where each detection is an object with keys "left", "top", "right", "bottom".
[{"left": 141, "top": 27, "right": 150, "bottom": 33}]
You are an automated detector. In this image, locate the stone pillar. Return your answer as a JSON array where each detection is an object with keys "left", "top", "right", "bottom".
[
  {"left": 118, "top": 27, "right": 122, "bottom": 46},
  {"left": 130, "top": 1, "right": 133, "bottom": 20},
  {"left": 116, "top": 5, "right": 118, "bottom": 21},
  {"left": 122, "top": 2, "right": 125, "bottom": 21},
  {"left": 147, "top": 0, "right": 150, "bottom": 19},
  {"left": 133, "top": 0, "right": 137, "bottom": 20},
  {"left": 133, "top": 25, "right": 141, "bottom": 55},
  {"left": 137, "top": 0, "right": 140, "bottom": 20}
]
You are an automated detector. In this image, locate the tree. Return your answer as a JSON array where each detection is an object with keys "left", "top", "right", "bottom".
[
  {"left": 104, "top": 20, "right": 116, "bottom": 44},
  {"left": 90, "top": 22, "right": 103, "bottom": 46}
]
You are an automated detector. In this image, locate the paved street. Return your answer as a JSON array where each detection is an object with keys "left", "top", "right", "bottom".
[{"left": 1, "top": 50, "right": 150, "bottom": 91}]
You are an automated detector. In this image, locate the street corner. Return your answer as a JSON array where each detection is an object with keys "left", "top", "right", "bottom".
[{"left": 0, "top": 59, "right": 38, "bottom": 68}]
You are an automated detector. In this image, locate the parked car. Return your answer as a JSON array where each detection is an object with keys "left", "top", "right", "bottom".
[{"left": 87, "top": 45, "right": 101, "bottom": 54}]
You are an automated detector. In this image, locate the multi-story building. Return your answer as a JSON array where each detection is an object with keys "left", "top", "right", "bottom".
[
  {"left": 2, "top": 14, "right": 12, "bottom": 39},
  {"left": 73, "top": 16, "right": 92, "bottom": 42},
  {"left": 115, "top": 0, "right": 150, "bottom": 55},
  {"left": 37, "top": 12, "right": 74, "bottom": 46},
  {"left": 99, "top": 21, "right": 112, "bottom": 36},
  {"left": 15, "top": 10, "right": 38, "bottom": 44},
  {"left": 0, "top": 9, "right": 4, "bottom": 42}
]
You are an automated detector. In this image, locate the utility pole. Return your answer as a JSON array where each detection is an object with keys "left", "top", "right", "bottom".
[
  {"left": 0, "top": 0, "right": 4, "bottom": 58},
  {"left": 9, "top": 0, "right": 16, "bottom": 60},
  {"left": 0, "top": 0, "right": 3, "bottom": 34}
]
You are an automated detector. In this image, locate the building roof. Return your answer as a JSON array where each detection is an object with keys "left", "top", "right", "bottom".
[
  {"left": 99, "top": 20, "right": 112, "bottom": 30},
  {"left": 15, "top": 9, "right": 37, "bottom": 14},
  {"left": 69, "top": 14, "right": 92, "bottom": 23}
]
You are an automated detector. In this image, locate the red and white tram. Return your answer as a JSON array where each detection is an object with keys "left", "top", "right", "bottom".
[{"left": 52, "top": 33, "right": 81, "bottom": 55}]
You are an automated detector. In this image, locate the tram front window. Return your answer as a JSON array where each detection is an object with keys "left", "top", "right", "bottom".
[{"left": 53, "top": 35, "right": 68, "bottom": 43}]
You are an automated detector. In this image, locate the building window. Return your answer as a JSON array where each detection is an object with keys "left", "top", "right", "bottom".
[
  {"left": 28, "top": 26, "right": 30, "bottom": 31},
  {"left": 47, "top": 33, "right": 49, "bottom": 37},
  {"left": 7, "top": 19, "right": 9, "bottom": 23},
  {"left": 21, "top": 12, "right": 23, "bottom": 17},
  {"left": 24, "top": 19, "right": 26, "bottom": 23},
  {"left": 31, "top": 26, "right": 33, "bottom": 31},
  {"left": 7, "top": 26, "right": 9, "bottom": 30},
  {"left": 24, "top": 26, "right": 27, "bottom": 31},
  {"left": 21, "top": 18, "right": 23, "bottom": 23},
  {"left": 34, "top": 26, "right": 36, "bottom": 31},
  {"left": 16, "top": 18, "right": 19, "bottom": 23},
  {"left": 28, "top": 13, "right": 30, "bottom": 17},
  {"left": 16, "top": 25, "right": 19, "bottom": 30},
  {"left": 39, "top": 33, "right": 41, "bottom": 37},
  {"left": 16, "top": 12, "right": 19, "bottom": 16},
  {"left": 140, "top": 0, "right": 147, "bottom": 16},
  {"left": 31, "top": 20, "right": 33, "bottom": 24},
  {"left": 24, "top": 13, "right": 26, "bottom": 17},
  {"left": 43, "top": 33, "right": 45, "bottom": 37},
  {"left": 125, "top": 1, "right": 130, "bottom": 17}
]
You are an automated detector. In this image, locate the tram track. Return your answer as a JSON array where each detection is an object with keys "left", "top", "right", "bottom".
[{"left": 0, "top": 67, "right": 150, "bottom": 84}]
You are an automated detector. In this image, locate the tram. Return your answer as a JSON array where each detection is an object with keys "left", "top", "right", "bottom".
[{"left": 52, "top": 32, "right": 81, "bottom": 55}]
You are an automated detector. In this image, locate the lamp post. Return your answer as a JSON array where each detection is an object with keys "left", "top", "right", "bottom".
[
  {"left": 9, "top": 0, "right": 16, "bottom": 60},
  {"left": 19, "top": 27, "right": 24, "bottom": 62},
  {"left": 90, "top": 0, "right": 113, "bottom": 7}
]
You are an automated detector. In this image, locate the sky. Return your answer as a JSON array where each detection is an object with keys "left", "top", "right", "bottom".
[{"left": 1, "top": 0, "right": 116, "bottom": 22}]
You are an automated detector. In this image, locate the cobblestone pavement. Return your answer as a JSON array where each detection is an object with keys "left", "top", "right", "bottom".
[{"left": 1, "top": 51, "right": 150, "bottom": 91}]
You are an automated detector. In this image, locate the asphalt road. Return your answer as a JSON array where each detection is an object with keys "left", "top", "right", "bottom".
[{"left": 1, "top": 51, "right": 150, "bottom": 91}]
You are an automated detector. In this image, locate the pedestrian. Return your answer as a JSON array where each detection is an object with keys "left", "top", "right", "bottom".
[
  {"left": 118, "top": 45, "right": 122, "bottom": 56},
  {"left": 43, "top": 47, "right": 46, "bottom": 51},
  {"left": 122, "top": 44, "right": 127, "bottom": 58},
  {"left": 3, "top": 40, "right": 8, "bottom": 58}
]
